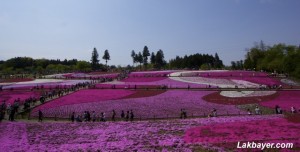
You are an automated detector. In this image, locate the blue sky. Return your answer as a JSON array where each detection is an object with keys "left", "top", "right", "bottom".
[{"left": 0, "top": 0, "right": 299, "bottom": 66}]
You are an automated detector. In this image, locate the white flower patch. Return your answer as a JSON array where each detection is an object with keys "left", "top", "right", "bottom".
[
  {"left": 231, "top": 79, "right": 260, "bottom": 88},
  {"left": 169, "top": 70, "right": 228, "bottom": 77},
  {"left": 170, "top": 76, "right": 236, "bottom": 88},
  {"left": 220, "top": 80, "right": 276, "bottom": 97},
  {"left": 132, "top": 70, "right": 177, "bottom": 74},
  {"left": 281, "top": 79, "right": 300, "bottom": 86},
  {"left": 44, "top": 73, "right": 71, "bottom": 79},
  {"left": 103, "top": 80, "right": 125, "bottom": 84},
  {"left": 0, "top": 82, "right": 15, "bottom": 85},
  {"left": 169, "top": 71, "right": 278, "bottom": 98},
  {"left": 244, "top": 91, "right": 276, "bottom": 97},
  {"left": 16, "top": 79, "right": 64, "bottom": 84},
  {"left": 220, "top": 90, "right": 276, "bottom": 98},
  {"left": 220, "top": 91, "right": 254, "bottom": 97},
  {"left": 72, "top": 73, "right": 89, "bottom": 78}
]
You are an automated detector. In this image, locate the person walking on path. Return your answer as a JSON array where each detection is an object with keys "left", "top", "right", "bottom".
[
  {"left": 38, "top": 110, "right": 43, "bottom": 122},
  {"left": 112, "top": 110, "right": 116, "bottom": 121},
  {"left": 121, "top": 110, "right": 125, "bottom": 120},
  {"left": 130, "top": 110, "right": 134, "bottom": 121},
  {"left": 71, "top": 112, "right": 75, "bottom": 122}
]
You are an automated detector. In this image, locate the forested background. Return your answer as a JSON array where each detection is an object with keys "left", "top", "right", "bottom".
[
  {"left": 1, "top": 42, "right": 300, "bottom": 79},
  {"left": 231, "top": 41, "right": 300, "bottom": 78}
]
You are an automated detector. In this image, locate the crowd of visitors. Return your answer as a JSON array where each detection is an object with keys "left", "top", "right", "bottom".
[
  {"left": 0, "top": 81, "right": 92, "bottom": 122},
  {"left": 208, "top": 108, "right": 217, "bottom": 117},
  {"left": 245, "top": 105, "right": 299, "bottom": 116},
  {"left": 71, "top": 109, "right": 135, "bottom": 122},
  {"left": 0, "top": 100, "right": 18, "bottom": 122}
]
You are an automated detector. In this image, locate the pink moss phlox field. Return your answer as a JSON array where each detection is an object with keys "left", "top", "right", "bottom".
[
  {"left": 198, "top": 71, "right": 268, "bottom": 77},
  {"left": 0, "top": 115, "right": 284, "bottom": 151},
  {"left": 184, "top": 117, "right": 300, "bottom": 149},
  {"left": 229, "top": 77, "right": 281, "bottom": 86},
  {"left": 0, "top": 90, "right": 41, "bottom": 105},
  {"left": 180, "top": 71, "right": 281, "bottom": 86},
  {"left": 0, "top": 78, "right": 34, "bottom": 83},
  {"left": 260, "top": 91, "right": 300, "bottom": 111},
  {"left": 128, "top": 71, "right": 176, "bottom": 77},
  {"left": 2, "top": 79, "right": 91, "bottom": 90},
  {"left": 68, "top": 73, "right": 119, "bottom": 79},
  {"left": 97, "top": 78, "right": 207, "bottom": 89},
  {"left": 32, "top": 89, "right": 136, "bottom": 114},
  {"left": 180, "top": 70, "right": 268, "bottom": 77},
  {"left": 31, "top": 90, "right": 246, "bottom": 118},
  {"left": 179, "top": 77, "right": 236, "bottom": 87},
  {"left": 121, "top": 77, "right": 167, "bottom": 82}
]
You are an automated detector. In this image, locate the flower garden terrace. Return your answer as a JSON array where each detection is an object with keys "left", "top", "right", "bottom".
[
  {"left": 1, "top": 70, "right": 299, "bottom": 118},
  {"left": 96, "top": 70, "right": 299, "bottom": 89},
  {"left": 1, "top": 115, "right": 300, "bottom": 151},
  {"left": 1, "top": 70, "right": 300, "bottom": 151},
  {"left": 25, "top": 70, "right": 300, "bottom": 120}
]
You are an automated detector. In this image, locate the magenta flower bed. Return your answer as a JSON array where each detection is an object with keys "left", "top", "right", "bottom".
[
  {"left": 0, "top": 115, "right": 284, "bottom": 151},
  {"left": 229, "top": 77, "right": 282, "bottom": 86},
  {"left": 179, "top": 71, "right": 282, "bottom": 85},
  {"left": 184, "top": 117, "right": 300, "bottom": 150},
  {"left": 121, "top": 77, "right": 167, "bottom": 82},
  {"left": 31, "top": 90, "right": 246, "bottom": 118},
  {"left": 198, "top": 70, "right": 268, "bottom": 77},
  {"left": 177, "top": 70, "right": 265, "bottom": 77},
  {"left": 187, "top": 71, "right": 281, "bottom": 86},
  {"left": 180, "top": 76, "right": 281, "bottom": 87},
  {"left": 0, "top": 78, "right": 34, "bottom": 83},
  {"left": 64, "top": 73, "right": 119, "bottom": 79},
  {"left": 32, "top": 89, "right": 136, "bottom": 114},
  {"left": 0, "top": 90, "right": 41, "bottom": 105},
  {"left": 207, "top": 72, "right": 281, "bottom": 86},
  {"left": 2, "top": 80, "right": 91, "bottom": 90},
  {"left": 179, "top": 77, "right": 236, "bottom": 87},
  {"left": 260, "top": 91, "right": 300, "bottom": 111},
  {"left": 97, "top": 78, "right": 207, "bottom": 89},
  {"left": 95, "top": 84, "right": 161, "bottom": 89},
  {"left": 128, "top": 70, "right": 176, "bottom": 77}
]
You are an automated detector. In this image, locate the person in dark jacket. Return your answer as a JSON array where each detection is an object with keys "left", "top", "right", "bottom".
[
  {"left": 71, "top": 112, "right": 75, "bottom": 122},
  {"left": 38, "top": 110, "right": 43, "bottom": 122},
  {"left": 121, "top": 110, "right": 125, "bottom": 120}
]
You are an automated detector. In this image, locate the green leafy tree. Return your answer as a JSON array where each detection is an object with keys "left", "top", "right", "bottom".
[
  {"left": 131, "top": 50, "right": 136, "bottom": 66},
  {"left": 169, "top": 53, "right": 219, "bottom": 69},
  {"left": 231, "top": 61, "right": 237, "bottom": 70},
  {"left": 150, "top": 52, "right": 156, "bottom": 65},
  {"left": 155, "top": 49, "right": 166, "bottom": 69},
  {"left": 200, "top": 63, "right": 210, "bottom": 70},
  {"left": 136, "top": 52, "right": 143, "bottom": 70},
  {"left": 76, "top": 61, "right": 91, "bottom": 71},
  {"left": 242, "top": 42, "right": 300, "bottom": 78},
  {"left": 102, "top": 49, "right": 110, "bottom": 70},
  {"left": 142, "top": 46, "right": 150, "bottom": 69},
  {"left": 213, "top": 53, "right": 223, "bottom": 68},
  {"left": 91, "top": 48, "right": 99, "bottom": 70}
]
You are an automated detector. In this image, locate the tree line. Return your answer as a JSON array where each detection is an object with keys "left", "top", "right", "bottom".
[
  {"left": 231, "top": 41, "right": 300, "bottom": 78},
  {"left": 129, "top": 46, "right": 223, "bottom": 70},
  {"left": 0, "top": 45, "right": 224, "bottom": 75},
  {"left": 130, "top": 46, "right": 167, "bottom": 70},
  {"left": 0, "top": 48, "right": 111, "bottom": 75},
  {"left": 169, "top": 53, "right": 223, "bottom": 70}
]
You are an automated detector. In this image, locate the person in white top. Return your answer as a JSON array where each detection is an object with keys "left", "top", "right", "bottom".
[
  {"left": 255, "top": 106, "right": 261, "bottom": 115},
  {"left": 291, "top": 107, "right": 296, "bottom": 114}
]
